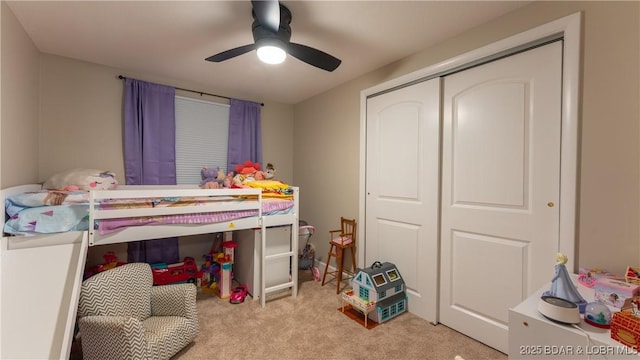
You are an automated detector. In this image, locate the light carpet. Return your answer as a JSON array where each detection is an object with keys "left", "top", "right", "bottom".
[{"left": 173, "top": 273, "right": 507, "bottom": 360}]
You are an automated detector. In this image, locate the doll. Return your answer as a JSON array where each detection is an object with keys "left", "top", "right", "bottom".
[{"left": 544, "top": 253, "right": 587, "bottom": 313}]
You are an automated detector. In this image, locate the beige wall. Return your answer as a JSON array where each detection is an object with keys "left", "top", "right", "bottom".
[
  {"left": 38, "top": 54, "right": 295, "bottom": 186},
  {"left": 294, "top": 1, "right": 640, "bottom": 274},
  {"left": 36, "top": 56, "right": 295, "bottom": 266},
  {"left": 1, "top": 1, "right": 39, "bottom": 188}
]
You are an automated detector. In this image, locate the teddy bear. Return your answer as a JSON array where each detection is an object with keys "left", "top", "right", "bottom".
[{"left": 200, "top": 166, "right": 223, "bottom": 189}]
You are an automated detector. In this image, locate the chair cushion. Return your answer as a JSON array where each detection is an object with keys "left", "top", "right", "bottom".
[
  {"left": 331, "top": 236, "right": 353, "bottom": 245},
  {"left": 143, "top": 316, "right": 198, "bottom": 360},
  {"left": 79, "top": 263, "right": 153, "bottom": 321}
]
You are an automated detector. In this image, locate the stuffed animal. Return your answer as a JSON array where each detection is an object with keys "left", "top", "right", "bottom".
[
  {"left": 202, "top": 181, "right": 221, "bottom": 189},
  {"left": 43, "top": 168, "right": 119, "bottom": 191},
  {"left": 233, "top": 174, "right": 246, "bottom": 187},
  {"left": 235, "top": 161, "right": 260, "bottom": 176},
  {"left": 264, "top": 163, "right": 276, "bottom": 180},
  {"left": 200, "top": 166, "right": 223, "bottom": 188},
  {"left": 223, "top": 172, "right": 234, "bottom": 188}
]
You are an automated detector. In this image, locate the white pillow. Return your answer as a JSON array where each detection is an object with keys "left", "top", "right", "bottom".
[{"left": 43, "top": 168, "right": 119, "bottom": 191}]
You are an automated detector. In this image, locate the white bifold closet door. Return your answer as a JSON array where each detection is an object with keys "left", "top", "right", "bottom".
[
  {"left": 365, "top": 78, "right": 441, "bottom": 323},
  {"left": 439, "top": 41, "right": 562, "bottom": 352}
]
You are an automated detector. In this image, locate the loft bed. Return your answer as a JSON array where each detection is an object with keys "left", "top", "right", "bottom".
[{"left": 0, "top": 183, "right": 299, "bottom": 359}]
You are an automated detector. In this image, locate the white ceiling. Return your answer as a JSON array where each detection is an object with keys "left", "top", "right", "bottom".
[{"left": 7, "top": 1, "right": 531, "bottom": 104}]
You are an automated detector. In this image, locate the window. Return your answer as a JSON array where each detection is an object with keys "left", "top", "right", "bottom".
[
  {"left": 386, "top": 269, "right": 400, "bottom": 281},
  {"left": 358, "top": 287, "right": 369, "bottom": 301},
  {"left": 372, "top": 273, "right": 387, "bottom": 286},
  {"left": 175, "top": 96, "right": 229, "bottom": 185}
]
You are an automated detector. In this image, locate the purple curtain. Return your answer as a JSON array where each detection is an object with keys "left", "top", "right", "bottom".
[
  {"left": 123, "top": 78, "right": 180, "bottom": 264},
  {"left": 227, "top": 99, "right": 263, "bottom": 173}
]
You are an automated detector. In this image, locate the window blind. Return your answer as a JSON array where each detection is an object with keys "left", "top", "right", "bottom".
[{"left": 175, "top": 96, "right": 229, "bottom": 185}]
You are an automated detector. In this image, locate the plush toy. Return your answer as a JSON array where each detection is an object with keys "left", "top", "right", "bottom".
[
  {"left": 200, "top": 166, "right": 223, "bottom": 188},
  {"left": 202, "top": 181, "right": 221, "bottom": 189},
  {"left": 235, "top": 161, "right": 260, "bottom": 176},
  {"left": 233, "top": 174, "right": 246, "bottom": 187},
  {"left": 43, "top": 168, "right": 118, "bottom": 191},
  {"left": 264, "top": 163, "right": 276, "bottom": 180},
  {"left": 223, "top": 172, "right": 234, "bottom": 188}
]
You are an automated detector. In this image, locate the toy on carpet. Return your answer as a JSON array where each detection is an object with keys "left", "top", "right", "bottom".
[
  {"left": 340, "top": 261, "right": 407, "bottom": 326},
  {"left": 543, "top": 253, "right": 587, "bottom": 313},
  {"left": 150, "top": 257, "right": 199, "bottom": 286}
]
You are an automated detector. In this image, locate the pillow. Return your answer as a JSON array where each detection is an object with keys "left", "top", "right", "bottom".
[{"left": 43, "top": 168, "right": 119, "bottom": 191}]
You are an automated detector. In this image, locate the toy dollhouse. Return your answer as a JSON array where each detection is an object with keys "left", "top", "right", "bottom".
[{"left": 347, "top": 261, "right": 407, "bottom": 324}]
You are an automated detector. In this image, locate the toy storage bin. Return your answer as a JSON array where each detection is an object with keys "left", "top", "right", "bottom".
[{"left": 594, "top": 277, "right": 640, "bottom": 309}]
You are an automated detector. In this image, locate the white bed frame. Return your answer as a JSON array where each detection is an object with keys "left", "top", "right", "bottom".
[{"left": 0, "top": 184, "right": 299, "bottom": 359}]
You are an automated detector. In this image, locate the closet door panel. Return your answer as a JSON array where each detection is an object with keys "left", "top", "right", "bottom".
[{"left": 365, "top": 78, "right": 440, "bottom": 323}]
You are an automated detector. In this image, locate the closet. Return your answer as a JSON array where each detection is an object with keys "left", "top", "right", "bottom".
[{"left": 361, "top": 13, "right": 581, "bottom": 353}]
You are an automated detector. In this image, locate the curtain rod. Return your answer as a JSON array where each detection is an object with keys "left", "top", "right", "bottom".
[{"left": 117, "top": 75, "right": 264, "bottom": 106}]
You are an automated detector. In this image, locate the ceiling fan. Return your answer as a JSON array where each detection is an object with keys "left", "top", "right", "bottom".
[{"left": 205, "top": 0, "right": 341, "bottom": 72}]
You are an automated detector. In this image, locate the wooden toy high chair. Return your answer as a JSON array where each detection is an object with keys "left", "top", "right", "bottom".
[{"left": 322, "top": 217, "right": 357, "bottom": 294}]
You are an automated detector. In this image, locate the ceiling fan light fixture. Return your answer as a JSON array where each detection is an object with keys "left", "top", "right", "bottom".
[{"left": 256, "top": 45, "right": 286, "bottom": 64}]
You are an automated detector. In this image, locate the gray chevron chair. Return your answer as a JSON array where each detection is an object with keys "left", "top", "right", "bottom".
[{"left": 77, "top": 262, "right": 199, "bottom": 360}]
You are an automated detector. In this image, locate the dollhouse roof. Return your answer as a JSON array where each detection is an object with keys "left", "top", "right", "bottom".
[{"left": 355, "top": 262, "right": 404, "bottom": 293}]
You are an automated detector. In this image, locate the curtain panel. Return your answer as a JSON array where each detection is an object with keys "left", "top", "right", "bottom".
[
  {"left": 227, "top": 99, "right": 263, "bottom": 173},
  {"left": 123, "top": 78, "right": 180, "bottom": 264}
]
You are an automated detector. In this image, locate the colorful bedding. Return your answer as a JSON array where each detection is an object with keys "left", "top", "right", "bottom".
[{"left": 4, "top": 190, "right": 294, "bottom": 236}]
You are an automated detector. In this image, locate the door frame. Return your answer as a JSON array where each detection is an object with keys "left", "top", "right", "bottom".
[{"left": 360, "top": 12, "right": 581, "bottom": 275}]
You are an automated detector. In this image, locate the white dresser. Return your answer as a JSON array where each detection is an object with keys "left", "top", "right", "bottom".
[
  {"left": 233, "top": 226, "right": 291, "bottom": 299},
  {"left": 509, "top": 276, "right": 639, "bottom": 359}
]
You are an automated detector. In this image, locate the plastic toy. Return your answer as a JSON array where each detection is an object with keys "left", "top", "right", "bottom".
[
  {"left": 584, "top": 301, "right": 612, "bottom": 328},
  {"left": 84, "top": 251, "right": 126, "bottom": 279},
  {"left": 151, "top": 257, "right": 199, "bottom": 286},
  {"left": 543, "top": 253, "right": 587, "bottom": 313},
  {"left": 230, "top": 284, "right": 248, "bottom": 304},
  {"left": 218, "top": 261, "right": 233, "bottom": 298}
]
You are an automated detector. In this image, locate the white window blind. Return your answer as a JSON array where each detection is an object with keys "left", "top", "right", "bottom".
[{"left": 175, "top": 96, "right": 229, "bottom": 185}]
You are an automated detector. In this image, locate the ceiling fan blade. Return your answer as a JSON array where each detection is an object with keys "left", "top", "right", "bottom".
[
  {"left": 287, "top": 43, "right": 341, "bottom": 72},
  {"left": 205, "top": 44, "right": 257, "bottom": 62},
  {"left": 251, "top": 0, "right": 280, "bottom": 33}
]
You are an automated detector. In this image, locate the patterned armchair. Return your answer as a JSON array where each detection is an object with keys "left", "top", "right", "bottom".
[{"left": 77, "top": 262, "right": 199, "bottom": 360}]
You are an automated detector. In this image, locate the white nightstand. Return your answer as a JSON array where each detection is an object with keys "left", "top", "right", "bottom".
[{"left": 509, "top": 275, "right": 639, "bottom": 359}]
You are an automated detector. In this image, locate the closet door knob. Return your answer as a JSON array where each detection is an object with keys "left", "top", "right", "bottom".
[{"left": 547, "top": 202, "right": 554, "bottom": 207}]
